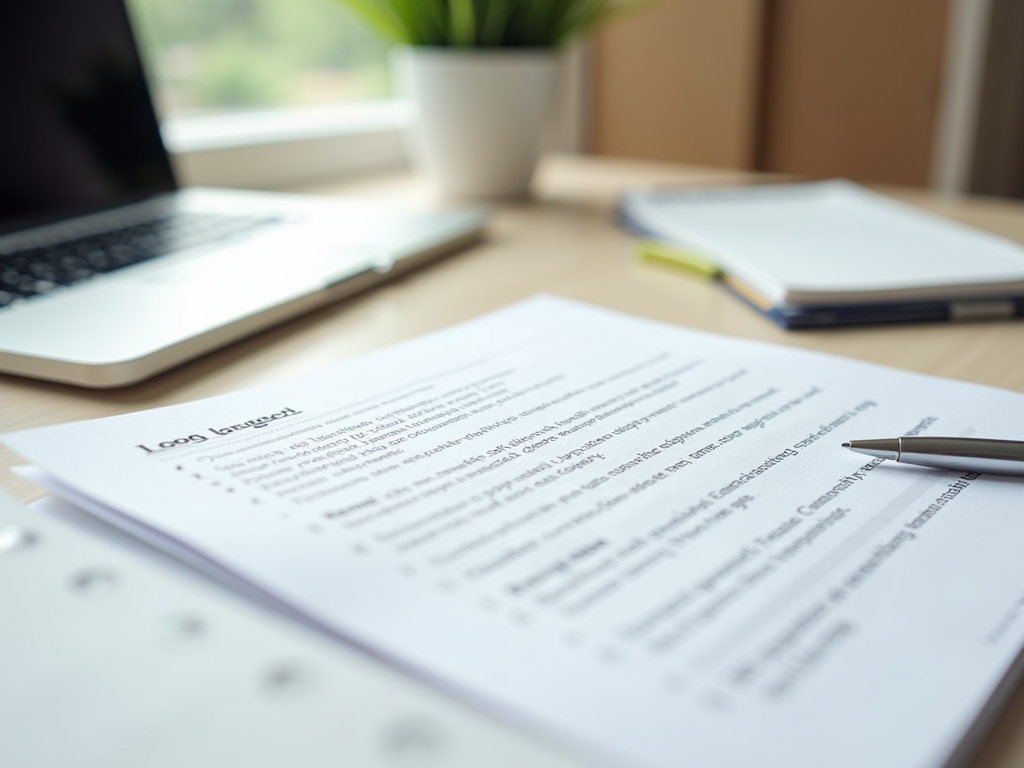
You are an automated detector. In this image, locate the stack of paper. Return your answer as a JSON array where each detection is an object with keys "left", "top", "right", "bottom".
[
  {"left": 6, "top": 297, "right": 1024, "bottom": 767},
  {"left": 620, "top": 180, "right": 1024, "bottom": 327}
]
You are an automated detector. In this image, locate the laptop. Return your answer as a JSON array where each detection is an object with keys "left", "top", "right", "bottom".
[{"left": 0, "top": 0, "right": 488, "bottom": 389}]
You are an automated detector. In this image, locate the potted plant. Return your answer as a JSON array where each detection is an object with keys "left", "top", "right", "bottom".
[{"left": 338, "top": 0, "right": 644, "bottom": 199}]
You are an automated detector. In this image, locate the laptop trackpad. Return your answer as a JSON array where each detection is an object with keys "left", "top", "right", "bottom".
[{"left": 140, "top": 228, "right": 376, "bottom": 293}]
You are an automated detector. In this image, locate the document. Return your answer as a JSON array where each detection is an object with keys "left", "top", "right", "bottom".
[{"left": 7, "top": 296, "right": 1024, "bottom": 768}]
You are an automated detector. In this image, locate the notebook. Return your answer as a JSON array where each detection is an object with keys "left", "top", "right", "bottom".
[
  {"left": 619, "top": 180, "right": 1024, "bottom": 328},
  {"left": 0, "top": 0, "right": 487, "bottom": 388}
]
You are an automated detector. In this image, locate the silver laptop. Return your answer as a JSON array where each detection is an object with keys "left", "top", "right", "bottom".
[{"left": 0, "top": 0, "right": 487, "bottom": 389}]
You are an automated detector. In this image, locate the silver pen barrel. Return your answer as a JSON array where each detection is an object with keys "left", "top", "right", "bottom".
[{"left": 844, "top": 436, "right": 1024, "bottom": 475}]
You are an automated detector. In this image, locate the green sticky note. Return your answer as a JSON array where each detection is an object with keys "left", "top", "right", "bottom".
[{"left": 636, "top": 240, "right": 722, "bottom": 280}]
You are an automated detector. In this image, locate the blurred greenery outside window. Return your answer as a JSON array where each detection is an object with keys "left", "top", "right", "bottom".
[
  {"left": 123, "top": 0, "right": 583, "bottom": 187},
  {"left": 127, "top": 0, "right": 392, "bottom": 118},
  {"left": 125, "top": 0, "right": 409, "bottom": 190}
]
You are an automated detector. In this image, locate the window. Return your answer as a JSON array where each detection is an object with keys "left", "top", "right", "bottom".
[
  {"left": 125, "top": 0, "right": 407, "bottom": 188},
  {"left": 126, "top": 0, "right": 390, "bottom": 117}
]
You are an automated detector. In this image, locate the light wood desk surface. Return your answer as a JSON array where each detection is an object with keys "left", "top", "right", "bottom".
[{"left": 2, "top": 154, "right": 1023, "bottom": 767}]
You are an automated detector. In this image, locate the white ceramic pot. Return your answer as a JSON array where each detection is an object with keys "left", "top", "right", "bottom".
[{"left": 391, "top": 46, "right": 558, "bottom": 199}]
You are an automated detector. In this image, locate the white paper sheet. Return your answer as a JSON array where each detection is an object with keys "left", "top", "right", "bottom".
[{"left": 7, "top": 296, "right": 1024, "bottom": 768}]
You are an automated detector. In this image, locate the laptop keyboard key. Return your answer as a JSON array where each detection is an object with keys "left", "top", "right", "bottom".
[{"left": 0, "top": 212, "right": 280, "bottom": 309}]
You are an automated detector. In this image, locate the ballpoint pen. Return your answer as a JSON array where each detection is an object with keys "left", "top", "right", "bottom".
[{"left": 843, "top": 436, "right": 1024, "bottom": 476}]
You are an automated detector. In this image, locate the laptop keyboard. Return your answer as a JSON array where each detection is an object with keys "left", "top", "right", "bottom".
[{"left": 0, "top": 211, "right": 281, "bottom": 309}]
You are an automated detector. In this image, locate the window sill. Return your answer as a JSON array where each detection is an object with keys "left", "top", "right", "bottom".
[
  {"left": 161, "top": 42, "right": 588, "bottom": 192},
  {"left": 163, "top": 99, "right": 412, "bottom": 191}
]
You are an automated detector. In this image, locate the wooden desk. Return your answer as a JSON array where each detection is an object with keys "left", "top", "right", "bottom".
[{"left": 2, "top": 154, "right": 1023, "bottom": 767}]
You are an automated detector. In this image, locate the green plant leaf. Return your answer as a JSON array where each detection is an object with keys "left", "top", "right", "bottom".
[
  {"left": 334, "top": 0, "right": 652, "bottom": 48},
  {"left": 479, "top": 0, "right": 513, "bottom": 46},
  {"left": 334, "top": 0, "right": 409, "bottom": 43},
  {"left": 449, "top": 0, "right": 476, "bottom": 46}
]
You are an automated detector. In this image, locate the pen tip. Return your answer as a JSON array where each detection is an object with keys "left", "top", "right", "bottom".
[{"left": 841, "top": 441, "right": 851, "bottom": 448}]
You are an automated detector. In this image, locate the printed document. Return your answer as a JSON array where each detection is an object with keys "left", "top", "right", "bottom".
[{"left": 7, "top": 297, "right": 1024, "bottom": 768}]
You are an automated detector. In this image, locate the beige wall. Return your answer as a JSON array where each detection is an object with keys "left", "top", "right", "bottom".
[
  {"left": 589, "top": 0, "right": 950, "bottom": 188},
  {"left": 589, "top": 0, "right": 765, "bottom": 170},
  {"left": 759, "top": 0, "right": 948, "bottom": 186}
]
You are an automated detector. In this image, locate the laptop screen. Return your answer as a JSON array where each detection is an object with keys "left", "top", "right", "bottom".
[{"left": 0, "top": 0, "right": 176, "bottom": 235}]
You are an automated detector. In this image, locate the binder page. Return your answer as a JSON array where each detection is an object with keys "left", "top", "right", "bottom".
[{"left": 7, "top": 296, "right": 1024, "bottom": 768}]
